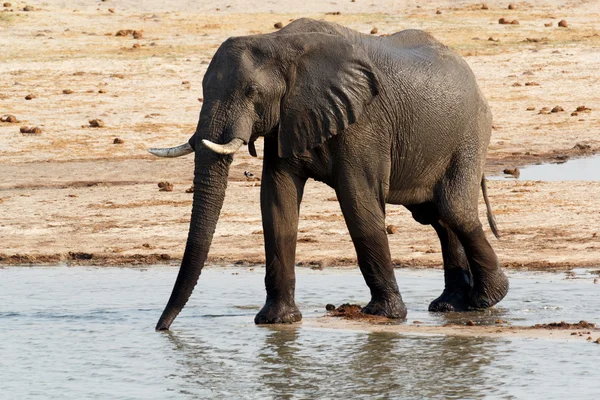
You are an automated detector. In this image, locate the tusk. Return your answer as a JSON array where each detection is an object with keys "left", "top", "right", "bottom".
[
  {"left": 148, "top": 143, "right": 194, "bottom": 158},
  {"left": 202, "top": 138, "right": 244, "bottom": 155}
]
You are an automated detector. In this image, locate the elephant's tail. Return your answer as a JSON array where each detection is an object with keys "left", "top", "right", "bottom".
[{"left": 481, "top": 175, "right": 500, "bottom": 239}]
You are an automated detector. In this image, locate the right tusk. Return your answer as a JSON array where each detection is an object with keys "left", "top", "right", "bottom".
[
  {"left": 202, "top": 138, "right": 244, "bottom": 155},
  {"left": 148, "top": 143, "right": 194, "bottom": 158}
]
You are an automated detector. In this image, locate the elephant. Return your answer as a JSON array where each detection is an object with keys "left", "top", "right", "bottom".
[{"left": 148, "top": 18, "right": 509, "bottom": 331}]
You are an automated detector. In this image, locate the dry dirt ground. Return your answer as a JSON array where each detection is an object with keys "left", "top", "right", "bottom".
[{"left": 1, "top": 0, "right": 599, "bottom": 269}]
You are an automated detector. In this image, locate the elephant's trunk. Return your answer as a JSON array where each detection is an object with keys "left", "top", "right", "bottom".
[{"left": 155, "top": 150, "right": 232, "bottom": 331}]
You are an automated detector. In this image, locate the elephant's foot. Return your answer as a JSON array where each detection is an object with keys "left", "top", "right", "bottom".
[
  {"left": 470, "top": 268, "right": 509, "bottom": 309},
  {"left": 254, "top": 299, "right": 302, "bottom": 324},
  {"left": 428, "top": 288, "right": 471, "bottom": 312},
  {"left": 362, "top": 293, "right": 407, "bottom": 319}
]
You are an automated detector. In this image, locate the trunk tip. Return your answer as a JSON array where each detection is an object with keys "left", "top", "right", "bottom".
[{"left": 155, "top": 318, "right": 173, "bottom": 331}]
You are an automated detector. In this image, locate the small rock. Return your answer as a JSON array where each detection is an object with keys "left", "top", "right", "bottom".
[
  {"left": 558, "top": 19, "right": 568, "bottom": 28},
  {"left": 108, "top": 8, "right": 114, "bottom": 13},
  {"left": 98, "top": 89, "right": 106, "bottom": 93},
  {"left": 466, "top": 320, "right": 476, "bottom": 326},
  {"left": 526, "top": 106, "right": 535, "bottom": 111},
  {"left": 325, "top": 304, "right": 336, "bottom": 311},
  {"left": 499, "top": 18, "right": 510, "bottom": 24},
  {"left": 495, "top": 319, "right": 505, "bottom": 324},
  {"left": 481, "top": 4, "right": 488, "bottom": 10},
  {"left": 386, "top": 225, "right": 397, "bottom": 234},
  {"left": 3, "top": 2, "right": 11, "bottom": 7},
  {"left": 551, "top": 106, "right": 564, "bottom": 113},
  {"left": 0, "top": 114, "right": 18, "bottom": 123},
  {"left": 576, "top": 105, "right": 591, "bottom": 112},
  {"left": 198, "top": 97, "right": 203, "bottom": 102},
  {"left": 23, "top": 5, "right": 34, "bottom": 11},
  {"left": 511, "top": 19, "right": 519, "bottom": 25},
  {"left": 158, "top": 181, "right": 173, "bottom": 192},
  {"left": 525, "top": 82, "right": 540, "bottom": 86},
  {"left": 503, "top": 168, "right": 520, "bottom": 178},
  {"left": 133, "top": 30, "right": 143, "bottom": 39},
  {"left": 508, "top": 3, "right": 516, "bottom": 10},
  {"left": 132, "top": 43, "right": 140, "bottom": 49},
  {"left": 185, "top": 184, "right": 194, "bottom": 193},
  {"left": 512, "top": 82, "right": 522, "bottom": 87},
  {"left": 274, "top": 22, "right": 283, "bottom": 29},
  {"left": 25, "top": 94, "right": 36, "bottom": 100},
  {"left": 595, "top": 338, "right": 600, "bottom": 344},
  {"left": 544, "top": 22, "right": 553, "bottom": 27},
  {"left": 113, "top": 138, "right": 124, "bottom": 144},
  {"left": 436, "top": 10, "right": 442, "bottom": 14},
  {"left": 370, "top": 27, "right": 378, "bottom": 34},
  {"left": 111, "top": 73, "right": 124, "bottom": 79},
  {"left": 20, "top": 126, "right": 42, "bottom": 135},
  {"left": 62, "top": 89, "right": 73, "bottom": 94},
  {"left": 88, "top": 119, "right": 104, "bottom": 127},
  {"left": 571, "top": 112, "right": 578, "bottom": 116},
  {"left": 181, "top": 80, "right": 189, "bottom": 85},
  {"left": 488, "top": 36, "right": 499, "bottom": 42},
  {"left": 325, "top": 11, "right": 341, "bottom": 15}
]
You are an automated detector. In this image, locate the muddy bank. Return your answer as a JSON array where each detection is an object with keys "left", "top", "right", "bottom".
[{"left": 1, "top": 1, "right": 599, "bottom": 268}]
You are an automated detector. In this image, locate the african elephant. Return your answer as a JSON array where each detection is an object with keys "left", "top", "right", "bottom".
[{"left": 149, "top": 18, "right": 508, "bottom": 331}]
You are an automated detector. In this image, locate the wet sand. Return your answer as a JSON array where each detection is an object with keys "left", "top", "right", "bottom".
[{"left": 1, "top": 0, "right": 599, "bottom": 268}]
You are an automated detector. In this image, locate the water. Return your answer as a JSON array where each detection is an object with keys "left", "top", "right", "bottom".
[
  {"left": 1, "top": 266, "right": 599, "bottom": 399},
  {"left": 492, "top": 155, "right": 600, "bottom": 181}
]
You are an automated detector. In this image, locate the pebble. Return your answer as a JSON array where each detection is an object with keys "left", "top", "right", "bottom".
[
  {"left": 466, "top": 320, "right": 476, "bottom": 326},
  {"left": 113, "top": 138, "right": 124, "bottom": 144},
  {"left": 88, "top": 119, "right": 105, "bottom": 127},
  {"left": 508, "top": 3, "right": 516, "bottom": 9},
  {"left": 274, "top": 22, "right": 283, "bottom": 29},
  {"left": 386, "top": 225, "right": 397, "bottom": 234},
  {"left": 185, "top": 184, "right": 194, "bottom": 193},
  {"left": 436, "top": 10, "right": 442, "bottom": 14},
  {"left": 158, "top": 181, "right": 174, "bottom": 192},
  {"left": 551, "top": 106, "right": 564, "bottom": 113},
  {"left": 62, "top": 89, "right": 73, "bottom": 94},
  {"left": 370, "top": 27, "right": 378, "bottom": 34},
  {"left": 558, "top": 20, "right": 568, "bottom": 28},
  {"left": 0, "top": 114, "right": 18, "bottom": 123},
  {"left": 481, "top": 4, "right": 488, "bottom": 10},
  {"left": 544, "top": 22, "right": 553, "bottom": 27},
  {"left": 20, "top": 126, "right": 42, "bottom": 135},
  {"left": 503, "top": 168, "right": 520, "bottom": 178},
  {"left": 325, "top": 304, "right": 336, "bottom": 311},
  {"left": 25, "top": 94, "right": 36, "bottom": 100}
]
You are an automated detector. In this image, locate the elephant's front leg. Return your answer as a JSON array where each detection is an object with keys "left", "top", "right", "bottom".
[
  {"left": 428, "top": 221, "right": 473, "bottom": 312},
  {"left": 254, "top": 165, "right": 306, "bottom": 324},
  {"left": 336, "top": 176, "right": 407, "bottom": 319}
]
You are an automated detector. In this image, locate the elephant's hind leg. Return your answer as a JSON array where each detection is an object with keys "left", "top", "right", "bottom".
[
  {"left": 336, "top": 178, "right": 407, "bottom": 319},
  {"left": 428, "top": 221, "right": 473, "bottom": 312},
  {"left": 436, "top": 174, "right": 509, "bottom": 310}
]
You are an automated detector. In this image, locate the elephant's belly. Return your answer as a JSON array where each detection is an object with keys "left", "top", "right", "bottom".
[{"left": 386, "top": 187, "right": 433, "bottom": 206}]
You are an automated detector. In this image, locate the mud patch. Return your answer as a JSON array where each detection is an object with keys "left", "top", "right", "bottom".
[
  {"left": 326, "top": 303, "right": 389, "bottom": 322},
  {"left": 531, "top": 320, "right": 596, "bottom": 330}
]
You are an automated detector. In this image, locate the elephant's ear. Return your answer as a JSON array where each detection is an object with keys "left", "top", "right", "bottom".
[{"left": 278, "top": 34, "right": 380, "bottom": 158}]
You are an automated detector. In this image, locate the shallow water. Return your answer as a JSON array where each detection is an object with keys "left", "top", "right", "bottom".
[
  {"left": 1, "top": 266, "right": 599, "bottom": 399},
  {"left": 492, "top": 155, "right": 600, "bottom": 181}
]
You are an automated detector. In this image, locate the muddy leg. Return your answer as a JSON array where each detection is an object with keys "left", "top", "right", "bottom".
[
  {"left": 429, "top": 221, "right": 473, "bottom": 312},
  {"left": 337, "top": 183, "right": 407, "bottom": 319},
  {"left": 255, "top": 151, "right": 306, "bottom": 324}
]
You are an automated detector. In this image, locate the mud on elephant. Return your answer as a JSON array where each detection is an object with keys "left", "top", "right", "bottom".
[{"left": 148, "top": 18, "right": 508, "bottom": 330}]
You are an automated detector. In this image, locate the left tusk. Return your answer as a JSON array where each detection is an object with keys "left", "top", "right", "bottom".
[
  {"left": 202, "top": 138, "right": 244, "bottom": 155},
  {"left": 148, "top": 143, "right": 194, "bottom": 158}
]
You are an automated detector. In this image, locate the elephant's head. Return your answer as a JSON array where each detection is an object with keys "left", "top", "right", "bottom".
[{"left": 151, "top": 30, "right": 380, "bottom": 330}]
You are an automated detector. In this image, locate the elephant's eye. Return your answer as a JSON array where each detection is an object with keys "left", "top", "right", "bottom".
[{"left": 245, "top": 84, "right": 259, "bottom": 98}]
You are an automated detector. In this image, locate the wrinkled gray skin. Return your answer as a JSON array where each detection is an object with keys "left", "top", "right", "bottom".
[{"left": 153, "top": 18, "right": 509, "bottom": 331}]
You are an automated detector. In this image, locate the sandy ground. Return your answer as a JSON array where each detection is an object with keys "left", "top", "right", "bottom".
[{"left": 1, "top": 0, "right": 599, "bottom": 268}]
